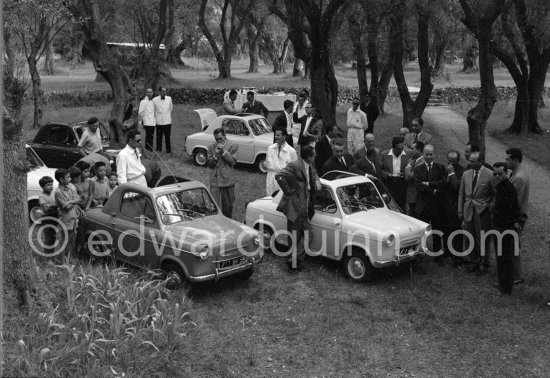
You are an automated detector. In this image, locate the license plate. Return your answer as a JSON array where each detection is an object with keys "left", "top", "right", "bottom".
[
  {"left": 217, "top": 256, "right": 246, "bottom": 269},
  {"left": 399, "top": 244, "right": 417, "bottom": 255}
]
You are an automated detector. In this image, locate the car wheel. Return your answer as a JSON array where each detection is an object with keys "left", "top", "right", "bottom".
[
  {"left": 193, "top": 148, "right": 207, "bottom": 166},
  {"left": 85, "top": 232, "right": 113, "bottom": 259},
  {"left": 255, "top": 155, "right": 268, "bottom": 173},
  {"left": 28, "top": 200, "right": 42, "bottom": 224},
  {"left": 254, "top": 224, "right": 274, "bottom": 253},
  {"left": 162, "top": 262, "right": 188, "bottom": 290},
  {"left": 343, "top": 249, "right": 375, "bottom": 283}
]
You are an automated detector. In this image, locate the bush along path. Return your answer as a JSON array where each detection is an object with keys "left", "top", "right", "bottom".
[{"left": 423, "top": 106, "right": 550, "bottom": 302}]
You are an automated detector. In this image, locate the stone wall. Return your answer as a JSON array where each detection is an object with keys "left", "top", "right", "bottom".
[{"left": 42, "top": 85, "right": 550, "bottom": 107}]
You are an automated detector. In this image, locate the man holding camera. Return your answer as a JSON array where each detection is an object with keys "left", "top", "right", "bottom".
[{"left": 207, "top": 128, "right": 239, "bottom": 218}]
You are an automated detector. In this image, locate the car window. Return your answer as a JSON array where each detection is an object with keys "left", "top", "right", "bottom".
[
  {"left": 156, "top": 188, "right": 218, "bottom": 224},
  {"left": 248, "top": 118, "right": 271, "bottom": 136},
  {"left": 336, "top": 182, "right": 384, "bottom": 214},
  {"left": 222, "top": 119, "right": 249, "bottom": 136},
  {"left": 48, "top": 125, "right": 76, "bottom": 145},
  {"left": 370, "top": 176, "right": 402, "bottom": 212},
  {"left": 26, "top": 146, "right": 45, "bottom": 169},
  {"left": 120, "top": 191, "right": 156, "bottom": 223},
  {"left": 314, "top": 186, "right": 337, "bottom": 214}
]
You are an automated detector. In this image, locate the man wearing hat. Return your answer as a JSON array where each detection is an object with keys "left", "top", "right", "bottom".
[{"left": 78, "top": 117, "right": 103, "bottom": 155}]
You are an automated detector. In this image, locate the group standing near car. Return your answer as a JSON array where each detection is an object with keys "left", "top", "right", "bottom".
[{"left": 33, "top": 89, "right": 532, "bottom": 297}]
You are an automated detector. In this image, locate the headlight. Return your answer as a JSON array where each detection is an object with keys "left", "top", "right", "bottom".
[
  {"left": 197, "top": 244, "right": 209, "bottom": 260},
  {"left": 386, "top": 234, "right": 395, "bottom": 247},
  {"left": 424, "top": 225, "right": 432, "bottom": 236}
]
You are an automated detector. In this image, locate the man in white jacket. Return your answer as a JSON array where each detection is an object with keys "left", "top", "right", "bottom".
[
  {"left": 265, "top": 129, "right": 297, "bottom": 196},
  {"left": 117, "top": 130, "right": 147, "bottom": 186},
  {"left": 138, "top": 88, "right": 155, "bottom": 151},
  {"left": 153, "top": 87, "right": 173, "bottom": 154}
]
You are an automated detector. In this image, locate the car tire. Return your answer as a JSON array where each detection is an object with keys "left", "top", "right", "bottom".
[
  {"left": 254, "top": 224, "right": 274, "bottom": 253},
  {"left": 84, "top": 231, "right": 113, "bottom": 260},
  {"left": 343, "top": 249, "right": 375, "bottom": 283},
  {"left": 28, "top": 200, "right": 42, "bottom": 224},
  {"left": 193, "top": 148, "right": 207, "bottom": 166},
  {"left": 162, "top": 261, "right": 188, "bottom": 290},
  {"left": 255, "top": 155, "right": 268, "bottom": 173}
]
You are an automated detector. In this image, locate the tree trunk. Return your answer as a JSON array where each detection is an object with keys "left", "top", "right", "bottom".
[
  {"left": 293, "top": 58, "right": 302, "bottom": 76},
  {"left": 4, "top": 28, "right": 16, "bottom": 77},
  {"left": 28, "top": 58, "right": 44, "bottom": 128},
  {"left": 378, "top": 62, "right": 393, "bottom": 114},
  {"left": 365, "top": 14, "right": 381, "bottom": 132},
  {"left": 465, "top": 24, "right": 497, "bottom": 155},
  {"left": 348, "top": 14, "right": 369, "bottom": 116},
  {"left": 431, "top": 36, "right": 447, "bottom": 78},
  {"left": 163, "top": 0, "right": 185, "bottom": 66},
  {"left": 43, "top": 34, "right": 55, "bottom": 75},
  {"left": 277, "top": 38, "right": 290, "bottom": 73},
  {"left": 310, "top": 49, "right": 337, "bottom": 126},
  {"left": 67, "top": 23, "right": 84, "bottom": 67},
  {"left": 247, "top": 24, "right": 259, "bottom": 73},
  {"left": 2, "top": 109, "right": 37, "bottom": 310}
]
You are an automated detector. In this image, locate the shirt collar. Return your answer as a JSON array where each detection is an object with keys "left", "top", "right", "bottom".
[{"left": 388, "top": 150, "right": 406, "bottom": 158}]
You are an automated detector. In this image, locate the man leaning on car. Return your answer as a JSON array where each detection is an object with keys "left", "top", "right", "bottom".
[{"left": 78, "top": 117, "right": 102, "bottom": 155}]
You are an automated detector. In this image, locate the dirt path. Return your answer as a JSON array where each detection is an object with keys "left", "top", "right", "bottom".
[{"left": 423, "top": 106, "right": 550, "bottom": 281}]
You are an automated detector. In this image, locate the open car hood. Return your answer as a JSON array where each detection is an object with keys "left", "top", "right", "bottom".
[{"left": 194, "top": 109, "right": 218, "bottom": 131}]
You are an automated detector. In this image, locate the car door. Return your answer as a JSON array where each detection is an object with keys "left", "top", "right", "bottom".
[
  {"left": 44, "top": 125, "right": 78, "bottom": 167},
  {"left": 309, "top": 186, "right": 342, "bottom": 259},
  {"left": 221, "top": 119, "right": 254, "bottom": 163},
  {"left": 113, "top": 190, "right": 160, "bottom": 269}
]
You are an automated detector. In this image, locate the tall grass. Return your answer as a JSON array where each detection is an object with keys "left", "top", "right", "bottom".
[{"left": 3, "top": 260, "right": 195, "bottom": 377}]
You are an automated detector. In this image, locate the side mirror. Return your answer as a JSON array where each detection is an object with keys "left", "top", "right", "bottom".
[{"left": 382, "top": 194, "right": 391, "bottom": 204}]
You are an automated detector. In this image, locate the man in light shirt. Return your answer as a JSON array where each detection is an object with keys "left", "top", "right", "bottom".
[
  {"left": 380, "top": 136, "right": 408, "bottom": 210},
  {"left": 223, "top": 89, "right": 243, "bottom": 115},
  {"left": 346, "top": 98, "right": 368, "bottom": 155},
  {"left": 138, "top": 88, "right": 156, "bottom": 151},
  {"left": 78, "top": 117, "right": 102, "bottom": 155},
  {"left": 116, "top": 130, "right": 147, "bottom": 186},
  {"left": 153, "top": 87, "right": 173, "bottom": 154},
  {"left": 266, "top": 129, "right": 297, "bottom": 196}
]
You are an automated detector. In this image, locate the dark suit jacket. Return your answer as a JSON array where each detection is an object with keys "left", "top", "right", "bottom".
[
  {"left": 275, "top": 159, "right": 319, "bottom": 221},
  {"left": 492, "top": 180, "right": 520, "bottom": 230},
  {"left": 323, "top": 154, "right": 353, "bottom": 175},
  {"left": 443, "top": 163, "right": 465, "bottom": 218},
  {"left": 293, "top": 113, "right": 312, "bottom": 145},
  {"left": 353, "top": 146, "right": 382, "bottom": 164},
  {"left": 271, "top": 112, "right": 293, "bottom": 146},
  {"left": 315, "top": 136, "right": 333, "bottom": 173},
  {"left": 242, "top": 100, "right": 268, "bottom": 117},
  {"left": 413, "top": 162, "right": 446, "bottom": 214},
  {"left": 404, "top": 131, "right": 432, "bottom": 148},
  {"left": 350, "top": 157, "right": 379, "bottom": 178}
]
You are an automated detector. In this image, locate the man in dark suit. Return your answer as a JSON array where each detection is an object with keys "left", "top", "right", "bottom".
[
  {"left": 271, "top": 99, "right": 295, "bottom": 147},
  {"left": 491, "top": 162, "right": 523, "bottom": 294},
  {"left": 275, "top": 145, "right": 321, "bottom": 271},
  {"left": 322, "top": 138, "right": 354, "bottom": 175},
  {"left": 315, "top": 124, "right": 339, "bottom": 173},
  {"left": 404, "top": 141, "right": 425, "bottom": 217},
  {"left": 293, "top": 103, "right": 314, "bottom": 145},
  {"left": 242, "top": 91, "right": 269, "bottom": 117},
  {"left": 380, "top": 136, "right": 408, "bottom": 210},
  {"left": 414, "top": 145, "right": 446, "bottom": 261},
  {"left": 458, "top": 151, "right": 496, "bottom": 274},
  {"left": 404, "top": 117, "right": 432, "bottom": 149},
  {"left": 442, "top": 150, "right": 465, "bottom": 266},
  {"left": 353, "top": 133, "right": 382, "bottom": 165},
  {"left": 350, "top": 147, "right": 379, "bottom": 177}
]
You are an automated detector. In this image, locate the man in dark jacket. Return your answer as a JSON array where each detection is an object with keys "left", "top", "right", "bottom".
[
  {"left": 414, "top": 144, "right": 446, "bottom": 260},
  {"left": 350, "top": 147, "right": 379, "bottom": 177},
  {"left": 242, "top": 91, "right": 269, "bottom": 117},
  {"left": 315, "top": 124, "right": 339, "bottom": 173},
  {"left": 491, "top": 162, "right": 522, "bottom": 294},
  {"left": 271, "top": 100, "right": 295, "bottom": 147},
  {"left": 322, "top": 138, "right": 354, "bottom": 175},
  {"left": 442, "top": 150, "right": 465, "bottom": 266},
  {"left": 275, "top": 145, "right": 321, "bottom": 271}
]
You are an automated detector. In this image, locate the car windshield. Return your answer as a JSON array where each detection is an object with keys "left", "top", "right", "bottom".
[
  {"left": 336, "top": 182, "right": 385, "bottom": 214},
  {"left": 26, "top": 146, "right": 45, "bottom": 169},
  {"left": 156, "top": 188, "right": 218, "bottom": 224},
  {"left": 248, "top": 118, "right": 271, "bottom": 136}
]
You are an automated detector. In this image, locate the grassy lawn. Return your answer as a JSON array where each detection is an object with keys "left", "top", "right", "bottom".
[
  {"left": 10, "top": 100, "right": 550, "bottom": 376},
  {"left": 450, "top": 101, "right": 550, "bottom": 170}
]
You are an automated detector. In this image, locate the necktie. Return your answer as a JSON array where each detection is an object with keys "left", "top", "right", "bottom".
[
  {"left": 414, "top": 133, "right": 418, "bottom": 142},
  {"left": 371, "top": 161, "right": 376, "bottom": 173},
  {"left": 427, "top": 163, "right": 432, "bottom": 174},
  {"left": 341, "top": 157, "right": 346, "bottom": 167},
  {"left": 472, "top": 171, "right": 478, "bottom": 195},
  {"left": 278, "top": 144, "right": 282, "bottom": 157}
]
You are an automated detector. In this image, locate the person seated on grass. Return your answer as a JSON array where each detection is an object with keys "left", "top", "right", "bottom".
[
  {"left": 90, "top": 162, "right": 110, "bottom": 207},
  {"left": 38, "top": 176, "right": 59, "bottom": 255},
  {"left": 107, "top": 172, "right": 118, "bottom": 197}
]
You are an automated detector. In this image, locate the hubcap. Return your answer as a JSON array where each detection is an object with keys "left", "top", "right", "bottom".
[
  {"left": 195, "top": 152, "right": 207, "bottom": 165},
  {"left": 258, "top": 160, "right": 268, "bottom": 173},
  {"left": 348, "top": 257, "right": 365, "bottom": 279}
]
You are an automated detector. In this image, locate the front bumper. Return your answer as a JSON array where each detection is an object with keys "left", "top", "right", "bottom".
[
  {"left": 187, "top": 255, "right": 262, "bottom": 282},
  {"left": 372, "top": 244, "right": 424, "bottom": 268}
]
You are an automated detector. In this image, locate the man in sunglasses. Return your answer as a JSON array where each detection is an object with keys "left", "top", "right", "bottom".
[{"left": 116, "top": 129, "right": 147, "bottom": 186}]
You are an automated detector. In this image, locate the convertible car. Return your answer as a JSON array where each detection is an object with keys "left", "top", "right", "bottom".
[
  {"left": 28, "top": 121, "right": 123, "bottom": 169},
  {"left": 184, "top": 109, "right": 296, "bottom": 173},
  {"left": 245, "top": 172, "right": 430, "bottom": 282},
  {"left": 78, "top": 177, "right": 263, "bottom": 287}
]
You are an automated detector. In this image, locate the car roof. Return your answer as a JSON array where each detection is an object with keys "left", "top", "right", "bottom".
[
  {"left": 320, "top": 171, "right": 374, "bottom": 189},
  {"left": 215, "top": 113, "right": 265, "bottom": 122}
]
